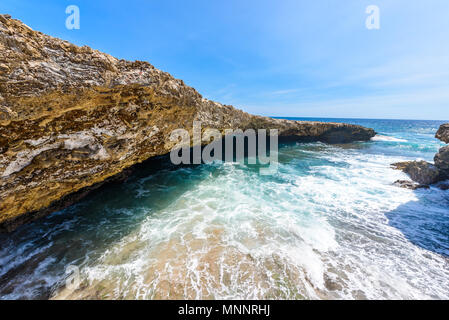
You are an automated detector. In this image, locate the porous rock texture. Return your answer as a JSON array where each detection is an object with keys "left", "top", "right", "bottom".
[{"left": 0, "top": 15, "right": 376, "bottom": 232}]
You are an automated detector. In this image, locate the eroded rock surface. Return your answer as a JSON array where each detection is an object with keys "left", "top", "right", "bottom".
[
  {"left": 391, "top": 161, "right": 441, "bottom": 186},
  {"left": 392, "top": 123, "right": 449, "bottom": 188},
  {"left": 0, "top": 15, "right": 375, "bottom": 231},
  {"left": 434, "top": 146, "right": 449, "bottom": 178},
  {"left": 436, "top": 124, "right": 449, "bottom": 144}
]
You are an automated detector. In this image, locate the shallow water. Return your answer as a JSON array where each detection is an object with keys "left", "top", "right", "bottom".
[{"left": 1, "top": 118, "right": 448, "bottom": 300}]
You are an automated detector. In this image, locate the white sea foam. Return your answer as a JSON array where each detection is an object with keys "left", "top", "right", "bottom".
[
  {"left": 371, "top": 135, "right": 408, "bottom": 142},
  {"left": 53, "top": 145, "right": 449, "bottom": 300},
  {"left": 2, "top": 137, "right": 448, "bottom": 300}
]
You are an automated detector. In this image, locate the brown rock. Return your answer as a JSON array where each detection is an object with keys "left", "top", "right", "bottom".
[
  {"left": 393, "top": 180, "right": 430, "bottom": 190},
  {"left": 434, "top": 146, "right": 449, "bottom": 178},
  {"left": 391, "top": 123, "right": 449, "bottom": 187},
  {"left": 391, "top": 161, "right": 441, "bottom": 185},
  {"left": 436, "top": 123, "right": 449, "bottom": 144}
]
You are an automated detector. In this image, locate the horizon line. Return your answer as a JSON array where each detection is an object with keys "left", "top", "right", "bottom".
[{"left": 270, "top": 116, "right": 449, "bottom": 122}]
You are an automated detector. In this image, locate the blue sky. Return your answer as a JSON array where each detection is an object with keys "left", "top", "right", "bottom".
[{"left": 2, "top": 0, "right": 449, "bottom": 120}]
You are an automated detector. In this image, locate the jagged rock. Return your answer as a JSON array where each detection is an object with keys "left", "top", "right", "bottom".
[
  {"left": 392, "top": 123, "right": 449, "bottom": 188},
  {"left": 436, "top": 124, "right": 449, "bottom": 144},
  {"left": 434, "top": 123, "right": 449, "bottom": 179},
  {"left": 434, "top": 146, "right": 449, "bottom": 177},
  {"left": 0, "top": 16, "right": 376, "bottom": 232},
  {"left": 391, "top": 161, "right": 441, "bottom": 185},
  {"left": 393, "top": 180, "right": 429, "bottom": 190}
]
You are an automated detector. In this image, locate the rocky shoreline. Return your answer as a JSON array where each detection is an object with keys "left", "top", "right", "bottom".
[
  {"left": 0, "top": 15, "right": 375, "bottom": 232},
  {"left": 392, "top": 123, "right": 449, "bottom": 190}
]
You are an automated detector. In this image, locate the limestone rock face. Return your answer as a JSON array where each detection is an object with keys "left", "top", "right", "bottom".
[
  {"left": 0, "top": 15, "right": 376, "bottom": 232},
  {"left": 436, "top": 124, "right": 449, "bottom": 144},
  {"left": 391, "top": 161, "right": 441, "bottom": 186}
]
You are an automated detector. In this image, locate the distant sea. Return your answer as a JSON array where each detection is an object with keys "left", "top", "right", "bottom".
[{"left": 1, "top": 118, "right": 448, "bottom": 299}]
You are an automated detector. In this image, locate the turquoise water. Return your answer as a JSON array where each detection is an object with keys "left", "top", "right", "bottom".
[{"left": 0, "top": 118, "right": 448, "bottom": 299}]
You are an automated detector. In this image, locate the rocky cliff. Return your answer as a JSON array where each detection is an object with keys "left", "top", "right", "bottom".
[
  {"left": 392, "top": 123, "right": 449, "bottom": 189},
  {"left": 0, "top": 15, "right": 375, "bottom": 232}
]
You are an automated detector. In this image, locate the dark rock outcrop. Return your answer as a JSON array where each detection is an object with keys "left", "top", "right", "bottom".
[
  {"left": 392, "top": 123, "right": 449, "bottom": 189},
  {"left": 434, "top": 146, "right": 449, "bottom": 178},
  {"left": 435, "top": 181, "right": 449, "bottom": 191},
  {"left": 0, "top": 15, "right": 376, "bottom": 232},
  {"left": 391, "top": 161, "right": 441, "bottom": 185},
  {"left": 393, "top": 180, "right": 430, "bottom": 190},
  {"left": 436, "top": 124, "right": 449, "bottom": 144}
]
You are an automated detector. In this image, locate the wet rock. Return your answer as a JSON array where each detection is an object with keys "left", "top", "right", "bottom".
[
  {"left": 391, "top": 154, "right": 448, "bottom": 189},
  {"left": 393, "top": 180, "right": 430, "bottom": 190},
  {"left": 392, "top": 123, "right": 449, "bottom": 188},
  {"left": 391, "top": 161, "right": 441, "bottom": 185},
  {"left": 436, "top": 124, "right": 449, "bottom": 144},
  {"left": 0, "top": 16, "right": 376, "bottom": 232},
  {"left": 324, "top": 274, "right": 343, "bottom": 291}
]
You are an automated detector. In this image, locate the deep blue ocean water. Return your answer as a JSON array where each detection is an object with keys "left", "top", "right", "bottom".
[{"left": 1, "top": 118, "right": 448, "bottom": 299}]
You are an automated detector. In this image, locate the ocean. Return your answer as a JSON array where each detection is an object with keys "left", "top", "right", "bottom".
[{"left": 0, "top": 118, "right": 448, "bottom": 299}]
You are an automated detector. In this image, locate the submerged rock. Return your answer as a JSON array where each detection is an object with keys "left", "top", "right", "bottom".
[
  {"left": 0, "top": 16, "right": 376, "bottom": 232},
  {"left": 436, "top": 181, "right": 449, "bottom": 191},
  {"left": 393, "top": 180, "right": 430, "bottom": 190}
]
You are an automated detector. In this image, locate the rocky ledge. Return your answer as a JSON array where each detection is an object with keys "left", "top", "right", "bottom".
[
  {"left": 0, "top": 15, "right": 375, "bottom": 232},
  {"left": 392, "top": 123, "right": 449, "bottom": 189}
]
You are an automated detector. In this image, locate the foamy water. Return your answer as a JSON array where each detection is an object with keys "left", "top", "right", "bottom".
[
  {"left": 371, "top": 135, "right": 408, "bottom": 142},
  {"left": 1, "top": 119, "right": 448, "bottom": 299}
]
